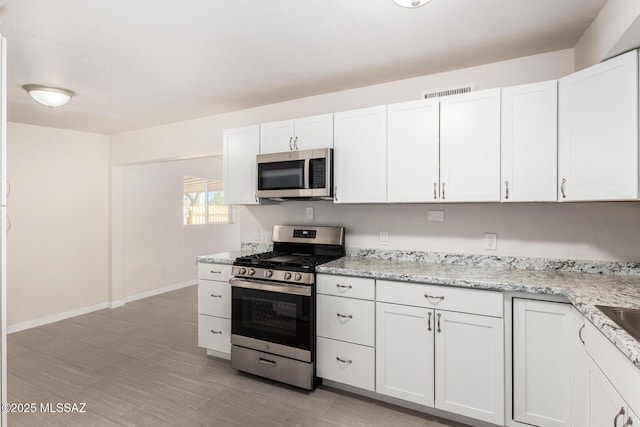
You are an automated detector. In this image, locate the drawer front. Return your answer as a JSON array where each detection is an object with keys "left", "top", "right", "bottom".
[
  {"left": 317, "top": 274, "right": 375, "bottom": 300},
  {"left": 198, "top": 263, "right": 232, "bottom": 282},
  {"left": 317, "top": 337, "right": 375, "bottom": 391},
  {"left": 198, "top": 281, "right": 231, "bottom": 318},
  {"left": 317, "top": 294, "right": 375, "bottom": 346},
  {"left": 377, "top": 280, "right": 502, "bottom": 317},
  {"left": 198, "top": 314, "right": 231, "bottom": 354}
]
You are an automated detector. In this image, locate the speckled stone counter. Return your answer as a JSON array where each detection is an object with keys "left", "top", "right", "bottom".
[
  {"left": 317, "top": 256, "right": 640, "bottom": 370},
  {"left": 196, "top": 245, "right": 640, "bottom": 370}
]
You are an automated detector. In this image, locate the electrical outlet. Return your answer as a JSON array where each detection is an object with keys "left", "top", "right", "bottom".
[
  {"left": 252, "top": 227, "right": 260, "bottom": 241},
  {"left": 379, "top": 231, "right": 389, "bottom": 245},
  {"left": 306, "top": 207, "right": 314, "bottom": 220},
  {"left": 484, "top": 233, "right": 497, "bottom": 250}
]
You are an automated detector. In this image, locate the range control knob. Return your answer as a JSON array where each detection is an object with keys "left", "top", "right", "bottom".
[
  {"left": 294, "top": 273, "right": 302, "bottom": 281},
  {"left": 238, "top": 267, "right": 247, "bottom": 275},
  {"left": 283, "top": 272, "right": 292, "bottom": 280},
  {"left": 247, "top": 268, "right": 255, "bottom": 276},
  {"left": 264, "top": 270, "right": 273, "bottom": 278}
]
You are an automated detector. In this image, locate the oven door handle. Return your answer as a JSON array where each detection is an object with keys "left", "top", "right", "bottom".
[{"left": 230, "top": 278, "right": 312, "bottom": 296}]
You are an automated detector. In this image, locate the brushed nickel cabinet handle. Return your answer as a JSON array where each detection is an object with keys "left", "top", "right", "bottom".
[
  {"left": 210, "top": 330, "right": 222, "bottom": 334},
  {"left": 615, "top": 407, "right": 626, "bottom": 427},
  {"left": 210, "top": 270, "right": 222, "bottom": 274},
  {"left": 578, "top": 324, "right": 585, "bottom": 345},
  {"left": 505, "top": 180, "right": 510, "bottom": 200},
  {"left": 437, "top": 313, "right": 442, "bottom": 333},
  {"left": 336, "top": 284, "right": 352, "bottom": 289},
  {"left": 561, "top": 178, "right": 567, "bottom": 199},
  {"left": 293, "top": 136, "right": 299, "bottom": 150},
  {"left": 427, "top": 312, "right": 432, "bottom": 331},
  {"left": 433, "top": 182, "right": 438, "bottom": 200},
  {"left": 623, "top": 416, "right": 633, "bottom": 427},
  {"left": 424, "top": 293, "right": 445, "bottom": 301},
  {"left": 441, "top": 182, "right": 446, "bottom": 200},
  {"left": 259, "top": 358, "right": 277, "bottom": 366},
  {"left": 336, "top": 356, "right": 352, "bottom": 364},
  {"left": 336, "top": 313, "right": 353, "bottom": 319},
  {"left": 210, "top": 294, "right": 222, "bottom": 298},
  {"left": 334, "top": 186, "right": 338, "bottom": 201},
  {"left": 288, "top": 137, "right": 293, "bottom": 151}
]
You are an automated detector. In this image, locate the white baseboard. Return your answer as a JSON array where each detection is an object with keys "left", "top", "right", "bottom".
[
  {"left": 7, "top": 301, "right": 109, "bottom": 334},
  {"left": 122, "top": 280, "right": 196, "bottom": 303},
  {"left": 8, "top": 280, "right": 197, "bottom": 334}
]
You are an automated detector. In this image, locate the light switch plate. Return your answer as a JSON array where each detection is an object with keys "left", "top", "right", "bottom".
[{"left": 427, "top": 210, "right": 445, "bottom": 222}]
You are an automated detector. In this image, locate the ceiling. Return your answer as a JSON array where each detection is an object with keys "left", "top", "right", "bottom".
[{"left": 0, "top": 0, "right": 607, "bottom": 135}]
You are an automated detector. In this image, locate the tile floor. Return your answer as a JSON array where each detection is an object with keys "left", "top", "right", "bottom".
[{"left": 7, "top": 285, "right": 466, "bottom": 426}]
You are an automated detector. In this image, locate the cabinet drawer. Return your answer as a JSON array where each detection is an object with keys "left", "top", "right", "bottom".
[
  {"left": 317, "top": 337, "right": 375, "bottom": 391},
  {"left": 198, "top": 263, "right": 232, "bottom": 282},
  {"left": 317, "top": 274, "right": 375, "bottom": 300},
  {"left": 377, "top": 280, "right": 502, "bottom": 317},
  {"left": 198, "top": 315, "right": 231, "bottom": 354},
  {"left": 198, "top": 281, "right": 231, "bottom": 318},
  {"left": 317, "top": 294, "right": 375, "bottom": 346}
]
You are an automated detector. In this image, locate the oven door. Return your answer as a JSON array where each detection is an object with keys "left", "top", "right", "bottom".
[{"left": 230, "top": 278, "right": 313, "bottom": 361}]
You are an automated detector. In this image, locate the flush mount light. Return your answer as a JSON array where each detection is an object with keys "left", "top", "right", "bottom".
[
  {"left": 22, "top": 84, "right": 75, "bottom": 108},
  {"left": 392, "top": 0, "right": 432, "bottom": 8}
]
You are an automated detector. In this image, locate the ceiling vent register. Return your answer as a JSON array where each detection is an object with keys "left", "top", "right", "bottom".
[{"left": 421, "top": 83, "right": 475, "bottom": 100}]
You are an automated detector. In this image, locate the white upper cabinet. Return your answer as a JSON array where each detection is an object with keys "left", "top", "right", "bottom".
[
  {"left": 260, "top": 114, "right": 333, "bottom": 154},
  {"left": 501, "top": 81, "right": 558, "bottom": 202},
  {"left": 558, "top": 49, "right": 639, "bottom": 201},
  {"left": 333, "top": 105, "right": 387, "bottom": 203},
  {"left": 440, "top": 88, "right": 501, "bottom": 202},
  {"left": 223, "top": 125, "right": 260, "bottom": 205},
  {"left": 387, "top": 99, "right": 440, "bottom": 203}
]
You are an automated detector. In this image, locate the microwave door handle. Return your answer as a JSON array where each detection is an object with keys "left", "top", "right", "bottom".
[{"left": 304, "top": 158, "right": 310, "bottom": 190}]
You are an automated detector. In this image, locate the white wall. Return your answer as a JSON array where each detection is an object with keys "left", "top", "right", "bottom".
[
  {"left": 121, "top": 157, "right": 239, "bottom": 298},
  {"left": 110, "top": 49, "right": 574, "bottom": 164},
  {"left": 239, "top": 202, "right": 640, "bottom": 263},
  {"left": 7, "top": 122, "right": 110, "bottom": 327}
]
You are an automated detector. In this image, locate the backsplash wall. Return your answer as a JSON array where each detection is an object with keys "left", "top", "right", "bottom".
[{"left": 238, "top": 201, "right": 640, "bottom": 263}]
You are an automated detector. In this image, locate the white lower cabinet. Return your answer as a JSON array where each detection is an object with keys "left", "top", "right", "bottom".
[
  {"left": 197, "top": 262, "right": 232, "bottom": 358},
  {"left": 316, "top": 275, "right": 376, "bottom": 391},
  {"left": 585, "top": 355, "right": 637, "bottom": 427},
  {"left": 376, "top": 303, "right": 434, "bottom": 406},
  {"left": 375, "top": 280, "right": 504, "bottom": 425},
  {"left": 512, "top": 299, "right": 572, "bottom": 427}
]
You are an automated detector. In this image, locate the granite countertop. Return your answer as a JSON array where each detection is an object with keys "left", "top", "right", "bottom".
[
  {"left": 196, "top": 247, "right": 640, "bottom": 370},
  {"left": 317, "top": 256, "right": 640, "bottom": 370}
]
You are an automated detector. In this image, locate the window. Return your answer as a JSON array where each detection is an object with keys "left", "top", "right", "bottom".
[{"left": 183, "top": 177, "right": 232, "bottom": 225}]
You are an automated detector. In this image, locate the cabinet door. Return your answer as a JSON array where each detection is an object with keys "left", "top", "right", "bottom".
[
  {"left": 333, "top": 105, "right": 387, "bottom": 203},
  {"left": 294, "top": 114, "right": 333, "bottom": 150},
  {"left": 558, "top": 49, "right": 638, "bottom": 201},
  {"left": 572, "top": 308, "right": 588, "bottom": 427},
  {"left": 260, "top": 120, "right": 294, "bottom": 154},
  {"left": 513, "top": 299, "right": 572, "bottom": 427},
  {"left": 501, "top": 81, "right": 558, "bottom": 202},
  {"left": 387, "top": 99, "right": 440, "bottom": 203},
  {"left": 376, "top": 302, "right": 434, "bottom": 407},
  {"left": 223, "top": 125, "right": 260, "bottom": 205},
  {"left": 440, "top": 88, "right": 501, "bottom": 202},
  {"left": 585, "top": 355, "right": 628, "bottom": 427},
  {"left": 434, "top": 310, "right": 504, "bottom": 425}
]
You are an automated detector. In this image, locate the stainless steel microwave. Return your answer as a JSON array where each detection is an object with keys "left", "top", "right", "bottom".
[{"left": 256, "top": 148, "right": 333, "bottom": 200}]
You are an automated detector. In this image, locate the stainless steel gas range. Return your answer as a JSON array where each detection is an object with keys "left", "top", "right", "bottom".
[{"left": 229, "top": 225, "right": 345, "bottom": 390}]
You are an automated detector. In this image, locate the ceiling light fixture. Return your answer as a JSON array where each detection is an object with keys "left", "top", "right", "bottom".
[
  {"left": 22, "top": 84, "right": 75, "bottom": 108},
  {"left": 392, "top": 0, "right": 432, "bottom": 8}
]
